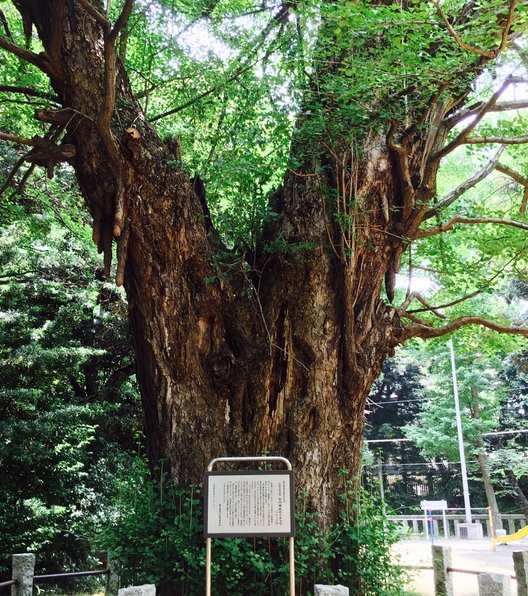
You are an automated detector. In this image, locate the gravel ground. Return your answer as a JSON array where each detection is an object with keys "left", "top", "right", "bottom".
[{"left": 393, "top": 538, "right": 528, "bottom": 595}]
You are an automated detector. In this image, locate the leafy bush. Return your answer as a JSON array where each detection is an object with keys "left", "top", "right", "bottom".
[
  {"left": 0, "top": 214, "right": 141, "bottom": 577},
  {"left": 98, "top": 461, "right": 408, "bottom": 595}
]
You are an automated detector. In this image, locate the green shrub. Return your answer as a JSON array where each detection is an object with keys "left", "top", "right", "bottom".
[{"left": 97, "top": 460, "right": 408, "bottom": 595}]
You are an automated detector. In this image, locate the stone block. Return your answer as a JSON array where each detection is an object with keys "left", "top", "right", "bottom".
[
  {"left": 432, "top": 545, "right": 454, "bottom": 596},
  {"left": 514, "top": 551, "right": 528, "bottom": 596},
  {"left": 118, "top": 584, "right": 156, "bottom": 596},
  {"left": 457, "top": 522, "right": 484, "bottom": 540},
  {"left": 477, "top": 573, "right": 512, "bottom": 596},
  {"left": 11, "top": 553, "right": 35, "bottom": 596},
  {"left": 314, "top": 585, "right": 349, "bottom": 596}
]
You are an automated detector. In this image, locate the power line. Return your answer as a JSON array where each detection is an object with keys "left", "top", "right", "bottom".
[
  {"left": 484, "top": 429, "right": 528, "bottom": 437},
  {"left": 368, "top": 398, "right": 425, "bottom": 406},
  {"left": 376, "top": 462, "right": 462, "bottom": 467},
  {"left": 365, "top": 428, "right": 528, "bottom": 444}
]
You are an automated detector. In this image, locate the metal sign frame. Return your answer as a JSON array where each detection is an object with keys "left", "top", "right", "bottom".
[{"left": 204, "top": 456, "right": 295, "bottom": 596}]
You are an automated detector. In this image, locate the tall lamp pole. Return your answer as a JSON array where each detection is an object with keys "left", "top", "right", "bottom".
[{"left": 449, "top": 338, "right": 472, "bottom": 524}]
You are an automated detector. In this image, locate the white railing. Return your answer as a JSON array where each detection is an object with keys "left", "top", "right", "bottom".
[{"left": 389, "top": 513, "right": 527, "bottom": 538}]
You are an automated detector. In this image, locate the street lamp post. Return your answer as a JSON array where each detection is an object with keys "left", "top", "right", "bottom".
[{"left": 449, "top": 338, "right": 472, "bottom": 524}]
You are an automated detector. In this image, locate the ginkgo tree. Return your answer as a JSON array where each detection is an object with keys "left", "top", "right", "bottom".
[{"left": 1, "top": 0, "right": 528, "bottom": 522}]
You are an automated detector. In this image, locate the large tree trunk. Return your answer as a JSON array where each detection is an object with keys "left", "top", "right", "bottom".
[{"left": 7, "top": 0, "right": 480, "bottom": 522}]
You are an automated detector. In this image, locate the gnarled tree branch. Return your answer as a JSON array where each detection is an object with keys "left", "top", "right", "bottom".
[
  {"left": 415, "top": 215, "right": 528, "bottom": 239},
  {"left": 0, "top": 85, "right": 58, "bottom": 102},
  {"left": 0, "top": 130, "right": 40, "bottom": 146},
  {"left": 0, "top": 35, "right": 51, "bottom": 73},
  {"left": 401, "top": 316, "right": 528, "bottom": 341},
  {"left": 465, "top": 135, "right": 528, "bottom": 145}
]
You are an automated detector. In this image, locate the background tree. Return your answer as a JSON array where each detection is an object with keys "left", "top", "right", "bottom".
[
  {"left": 0, "top": 0, "right": 528, "bottom": 523},
  {"left": 0, "top": 167, "right": 140, "bottom": 575},
  {"left": 364, "top": 352, "right": 432, "bottom": 512}
]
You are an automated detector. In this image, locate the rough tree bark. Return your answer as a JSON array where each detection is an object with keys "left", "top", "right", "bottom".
[{"left": 2, "top": 0, "right": 526, "bottom": 524}]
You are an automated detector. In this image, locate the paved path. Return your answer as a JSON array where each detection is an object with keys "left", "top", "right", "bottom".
[{"left": 392, "top": 538, "right": 528, "bottom": 595}]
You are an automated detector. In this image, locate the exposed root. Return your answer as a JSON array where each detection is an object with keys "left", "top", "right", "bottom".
[
  {"left": 116, "top": 226, "right": 130, "bottom": 287},
  {"left": 92, "top": 218, "right": 101, "bottom": 245},
  {"left": 102, "top": 224, "right": 113, "bottom": 277}
]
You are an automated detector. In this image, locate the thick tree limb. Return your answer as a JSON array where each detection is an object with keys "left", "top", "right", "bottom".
[
  {"left": 0, "top": 35, "right": 51, "bottom": 73},
  {"left": 0, "top": 129, "right": 75, "bottom": 160},
  {"left": 433, "top": 76, "right": 520, "bottom": 162},
  {"left": 0, "top": 130, "right": 40, "bottom": 146},
  {"left": 431, "top": 0, "right": 517, "bottom": 59},
  {"left": 465, "top": 135, "right": 528, "bottom": 145},
  {"left": 108, "top": 0, "right": 133, "bottom": 44},
  {"left": 422, "top": 146, "right": 505, "bottom": 220},
  {"left": 415, "top": 215, "right": 528, "bottom": 238},
  {"left": 401, "top": 316, "right": 528, "bottom": 340},
  {"left": 0, "top": 85, "right": 58, "bottom": 102}
]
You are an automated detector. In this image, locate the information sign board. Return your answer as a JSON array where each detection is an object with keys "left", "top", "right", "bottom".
[
  {"left": 204, "top": 470, "right": 295, "bottom": 537},
  {"left": 420, "top": 500, "right": 448, "bottom": 511}
]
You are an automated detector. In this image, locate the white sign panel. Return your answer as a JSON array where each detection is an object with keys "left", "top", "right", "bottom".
[
  {"left": 204, "top": 471, "right": 294, "bottom": 537},
  {"left": 420, "top": 499, "right": 448, "bottom": 511}
]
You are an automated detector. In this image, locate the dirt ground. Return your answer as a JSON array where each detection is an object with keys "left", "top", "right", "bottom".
[{"left": 393, "top": 538, "right": 528, "bottom": 595}]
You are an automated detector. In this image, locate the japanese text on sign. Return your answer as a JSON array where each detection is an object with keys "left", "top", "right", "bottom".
[{"left": 205, "top": 472, "right": 294, "bottom": 537}]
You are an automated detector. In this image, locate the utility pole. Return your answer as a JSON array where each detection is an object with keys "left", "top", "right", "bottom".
[{"left": 449, "top": 338, "right": 472, "bottom": 524}]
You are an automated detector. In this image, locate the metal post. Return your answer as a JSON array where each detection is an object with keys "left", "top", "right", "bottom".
[
  {"left": 449, "top": 338, "right": 472, "bottom": 524},
  {"left": 206, "top": 537, "right": 212, "bottom": 596},
  {"left": 428, "top": 510, "right": 435, "bottom": 545},
  {"left": 488, "top": 507, "right": 496, "bottom": 552},
  {"left": 289, "top": 536, "right": 295, "bottom": 595}
]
